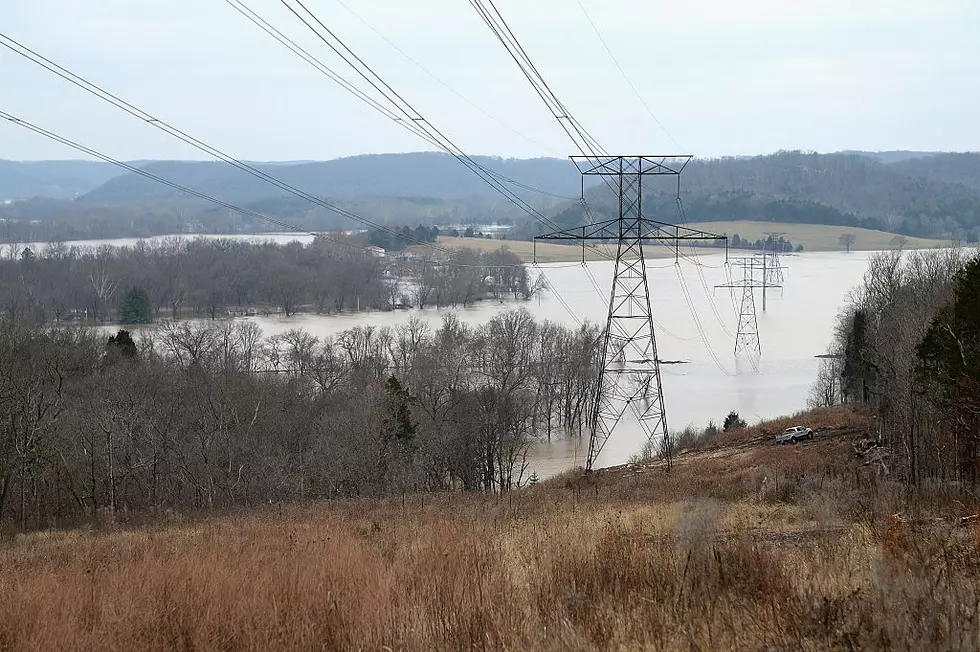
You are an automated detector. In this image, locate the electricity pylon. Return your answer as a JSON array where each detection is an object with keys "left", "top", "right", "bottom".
[
  {"left": 534, "top": 155, "right": 726, "bottom": 471},
  {"left": 762, "top": 232, "right": 787, "bottom": 285},
  {"left": 716, "top": 256, "right": 781, "bottom": 355}
]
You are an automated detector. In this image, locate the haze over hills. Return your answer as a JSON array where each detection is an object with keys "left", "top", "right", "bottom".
[
  {"left": 0, "top": 160, "right": 124, "bottom": 201},
  {"left": 1, "top": 150, "right": 979, "bottom": 243},
  {"left": 77, "top": 154, "right": 584, "bottom": 204}
]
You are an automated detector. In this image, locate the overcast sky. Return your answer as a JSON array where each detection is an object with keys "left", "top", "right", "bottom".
[{"left": 2, "top": 0, "right": 978, "bottom": 161}]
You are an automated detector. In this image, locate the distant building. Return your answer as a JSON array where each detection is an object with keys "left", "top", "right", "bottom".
[{"left": 367, "top": 245, "right": 386, "bottom": 257}]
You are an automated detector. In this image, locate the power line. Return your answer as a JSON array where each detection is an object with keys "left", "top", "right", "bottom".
[
  {"left": 0, "top": 31, "right": 459, "bottom": 257},
  {"left": 329, "top": 0, "right": 567, "bottom": 160},
  {"left": 572, "top": 0, "right": 682, "bottom": 152},
  {"left": 264, "top": 0, "right": 612, "bottom": 321},
  {"left": 468, "top": 2, "right": 734, "bottom": 470},
  {"left": 0, "top": 109, "right": 533, "bottom": 271},
  {"left": 551, "top": 0, "right": 736, "bottom": 339},
  {"left": 468, "top": 0, "right": 610, "bottom": 162},
  {"left": 274, "top": 0, "right": 590, "bottom": 240},
  {"left": 221, "top": 0, "right": 443, "bottom": 151}
]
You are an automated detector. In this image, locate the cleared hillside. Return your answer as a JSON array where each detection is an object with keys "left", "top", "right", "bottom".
[{"left": 2, "top": 407, "right": 978, "bottom": 650}]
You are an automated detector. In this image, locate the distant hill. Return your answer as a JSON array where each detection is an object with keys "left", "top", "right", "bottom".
[
  {"left": 839, "top": 150, "right": 941, "bottom": 164},
  {"left": 0, "top": 160, "right": 124, "bottom": 201},
  {"left": 888, "top": 153, "right": 980, "bottom": 191},
  {"left": 2, "top": 150, "right": 980, "bottom": 243},
  {"left": 538, "top": 151, "right": 980, "bottom": 241},
  {"left": 77, "top": 153, "right": 583, "bottom": 204}
]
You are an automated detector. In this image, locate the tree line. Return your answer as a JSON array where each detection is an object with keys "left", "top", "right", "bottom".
[
  {"left": 0, "top": 237, "right": 535, "bottom": 324},
  {"left": 366, "top": 224, "right": 439, "bottom": 252},
  {"left": 810, "top": 247, "right": 980, "bottom": 485},
  {"left": 0, "top": 310, "right": 601, "bottom": 528}
]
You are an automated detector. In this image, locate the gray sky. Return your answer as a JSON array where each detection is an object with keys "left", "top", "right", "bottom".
[{"left": 2, "top": 0, "right": 978, "bottom": 161}]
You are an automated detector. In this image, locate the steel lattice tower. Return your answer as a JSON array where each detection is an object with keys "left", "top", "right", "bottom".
[
  {"left": 763, "top": 232, "right": 786, "bottom": 286},
  {"left": 535, "top": 156, "right": 726, "bottom": 471},
  {"left": 716, "top": 256, "right": 780, "bottom": 355},
  {"left": 735, "top": 260, "right": 761, "bottom": 355}
]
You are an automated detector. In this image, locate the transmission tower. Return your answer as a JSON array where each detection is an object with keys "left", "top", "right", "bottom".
[
  {"left": 535, "top": 156, "right": 726, "bottom": 471},
  {"left": 716, "top": 256, "right": 780, "bottom": 355},
  {"left": 762, "top": 232, "right": 787, "bottom": 285}
]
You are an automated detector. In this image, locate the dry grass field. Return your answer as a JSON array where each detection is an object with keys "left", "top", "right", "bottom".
[
  {"left": 1, "top": 407, "right": 978, "bottom": 651},
  {"left": 431, "top": 223, "right": 950, "bottom": 263},
  {"left": 687, "top": 221, "right": 950, "bottom": 252},
  {"left": 425, "top": 236, "right": 642, "bottom": 263}
]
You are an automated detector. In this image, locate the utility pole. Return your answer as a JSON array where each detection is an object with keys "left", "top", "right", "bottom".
[
  {"left": 716, "top": 256, "right": 781, "bottom": 355},
  {"left": 535, "top": 155, "right": 726, "bottom": 471}
]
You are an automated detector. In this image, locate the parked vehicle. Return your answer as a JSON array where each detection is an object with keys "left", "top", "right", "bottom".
[{"left": 775, "top": 425, "right": 813, "bottom": 444}]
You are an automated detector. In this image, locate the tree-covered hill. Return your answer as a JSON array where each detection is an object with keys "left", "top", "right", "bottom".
[
  {"left": 0, "top": 160, "right": 123, "bottom": 201},
  {"left": 77, "top": 153, "right": 583, "bottom": 203},
  {"left": 2, "top": 150, "right": 979, "bottom": 242}
]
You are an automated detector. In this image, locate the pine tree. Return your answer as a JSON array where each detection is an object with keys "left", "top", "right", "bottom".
[
  {"left": 107, "top": 329, "right": 138, "bottom": 358},
  {"left": 723, "top": 411, "right": 747, "bottom": 432},
  {"left": 384, "top": 376, "right": 416, "bottom": 441},
  {"left": 119, "top": 287, "right": 153, "bottom": 324}
]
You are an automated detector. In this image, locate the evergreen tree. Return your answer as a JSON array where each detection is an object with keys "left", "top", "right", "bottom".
[
  {"left": 119, "top": 287, "right": 153, "bottom": 324},
  {"left": 841, "top": 309, "right": 871, "bottom": 403},
  {"left": 106, "top": 329, "right": 138, "bottom": 358},
  {"left": 384, "top": 376, "right": 417, "bottom": 441},
  {"left": 723, "top": 411, "right": 747, "bottom": 432},
  {"left": 917, "top": 255, "right": 980, "bottom": 480}
]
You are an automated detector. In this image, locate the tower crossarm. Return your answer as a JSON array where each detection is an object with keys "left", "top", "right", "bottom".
[
  {"left": 570, "top": 155, "right": 693, "bottom": 176},
  {"left": 535, "top": 218, "right": 727, "bottom": 243}
]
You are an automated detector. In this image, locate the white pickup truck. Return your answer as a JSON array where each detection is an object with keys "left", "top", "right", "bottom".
[{"left": 775, "top": 426, "right": 814, "bottom": 444}]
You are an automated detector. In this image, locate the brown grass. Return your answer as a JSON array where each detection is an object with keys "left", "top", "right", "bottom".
[
  {"left": 1, "top": 409, "right": 978, "bottom": 651},
  {"left": 431, "top": 221, "right": 951, "bottom": 262},
  {"left": 667, "top": 221, "right": 951, "bottom": 252},
  {"left": 427, "top": 236, "right": 677, "bottom": 263}
]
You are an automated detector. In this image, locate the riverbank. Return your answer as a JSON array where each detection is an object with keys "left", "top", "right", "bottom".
[{"left": 2, "top": 406, "right": 977, "bottom": 650}]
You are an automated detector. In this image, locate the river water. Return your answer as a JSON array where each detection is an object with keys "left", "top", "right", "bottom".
[
  {"left": 240, "top": 250, "right": 872, "bottom": 476},
  {"left": 25, "top": 233, "right": 871, "bottom": 476},
  {"left": 2, "top": 232, "right": 316, "bottom": 255}
]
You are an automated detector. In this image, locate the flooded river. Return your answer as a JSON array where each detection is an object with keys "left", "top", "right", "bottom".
[
  {"left": 36, "top": 233, "right": 873, "bottom": 475},
  {"left": 239, "top": 250, "right": 873, "bottom": 475}
]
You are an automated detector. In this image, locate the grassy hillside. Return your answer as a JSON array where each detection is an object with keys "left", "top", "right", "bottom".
[
  {"left": 689, "top": 220, "right": 951, "bottom": 252},
  {"left": 430, "top": 236, "right": 676, "bottom": 262},
  {"left": 2, "top": 407, "right": 977, "bottom": 650},
  {"left": 434, "top": 222, "right": 949, "bottom": 263}
]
